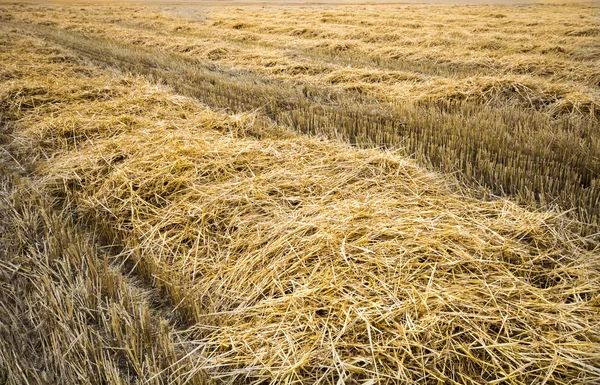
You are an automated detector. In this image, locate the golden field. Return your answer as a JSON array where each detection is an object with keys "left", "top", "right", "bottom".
[
  {"left": 0, "top": 1, "right": 599, "bottom": 384},
  {"left": 4, "top": 1, "right": 600, "bottom": 229}
]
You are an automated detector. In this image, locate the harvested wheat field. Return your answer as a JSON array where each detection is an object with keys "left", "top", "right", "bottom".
[{"left": 1, "top": 1, "right": 599, "bottom": 384}]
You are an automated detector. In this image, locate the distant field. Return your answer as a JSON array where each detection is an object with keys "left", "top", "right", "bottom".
[
  {"left": 1, "top": 2, "right": 599, "bottom": 384},
  {"left": 3, "top": 1, "right": 599, "bottom": 229}
]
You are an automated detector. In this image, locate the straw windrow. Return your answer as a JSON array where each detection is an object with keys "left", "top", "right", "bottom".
[{"left": 1, "top": 25, "right": 599, "bottom": 384}]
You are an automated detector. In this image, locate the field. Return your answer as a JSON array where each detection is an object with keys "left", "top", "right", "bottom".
[{"left": 1, "top": 1, "right": 599, "bottom": 384}]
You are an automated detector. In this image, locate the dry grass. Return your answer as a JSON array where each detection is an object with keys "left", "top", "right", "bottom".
[
  {"left": 0, "top": 174, "right": 209, "bottom": 384},
  {"left": 1, "top": 25, "right": 600, "bottom": 385},
  {"left": 3, "top": 2, "right": 599, "bottom": 230}
]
